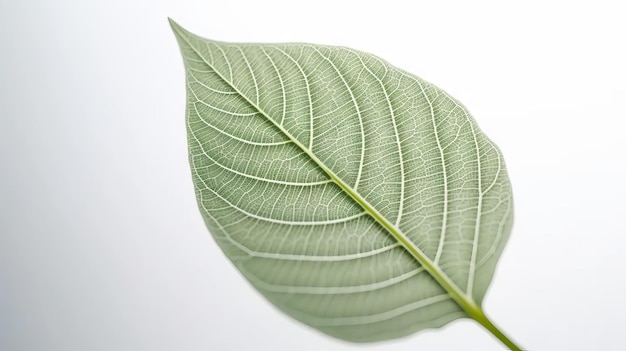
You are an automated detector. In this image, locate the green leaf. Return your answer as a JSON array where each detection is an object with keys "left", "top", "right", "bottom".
[{"left": 170, "top": 19, "right": 521, "bottom": 350}]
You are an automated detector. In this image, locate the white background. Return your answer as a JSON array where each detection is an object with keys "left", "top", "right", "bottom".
[{"left": 1, "top": 1, "right": 625, "bottom": 350}]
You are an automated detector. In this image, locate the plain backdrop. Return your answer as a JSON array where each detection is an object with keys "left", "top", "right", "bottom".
[{"left": 1, "top": 1, "right": 625, "bottom": 350}]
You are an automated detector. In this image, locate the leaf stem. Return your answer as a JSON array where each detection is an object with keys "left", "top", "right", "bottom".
[{"left": 464, "top": 303, "right": 523, "bottom": 351}]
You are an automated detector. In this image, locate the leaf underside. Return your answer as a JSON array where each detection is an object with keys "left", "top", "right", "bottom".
[{"left": 170, "top": 20, "right": 513, "bottom": 342}]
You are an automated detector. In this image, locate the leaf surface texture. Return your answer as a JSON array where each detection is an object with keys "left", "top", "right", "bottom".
[{"left": 171, "top": 21, "right": 513, "bottom": 342}]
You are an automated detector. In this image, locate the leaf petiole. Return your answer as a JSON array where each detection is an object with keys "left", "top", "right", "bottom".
[{"left": 465, "top": 304, "right": 523, "bottom": 351}]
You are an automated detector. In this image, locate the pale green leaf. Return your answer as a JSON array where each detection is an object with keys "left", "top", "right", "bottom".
[{"left": 170, "top": 19, "right": 515, "bottom": 346}]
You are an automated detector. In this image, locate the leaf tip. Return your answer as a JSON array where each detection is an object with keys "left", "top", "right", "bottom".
[
  {"left": 169, "top": 18, "right": 196, "bottom": 40},
  {"left": 168, "top": 17, "right": 184, "bottom": 34}
]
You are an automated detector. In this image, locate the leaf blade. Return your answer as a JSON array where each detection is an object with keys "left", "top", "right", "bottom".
[{"left": 170, "top": 19, "right": 514, "bottom": 342}]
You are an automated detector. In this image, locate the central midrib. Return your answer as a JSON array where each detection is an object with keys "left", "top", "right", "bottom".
[{"left": 174, "top": 26, "right": 482, "bottom": 318}]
